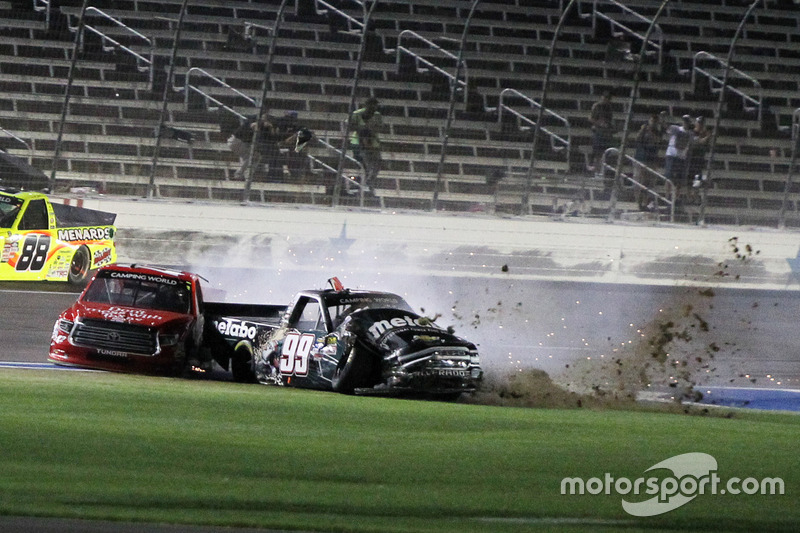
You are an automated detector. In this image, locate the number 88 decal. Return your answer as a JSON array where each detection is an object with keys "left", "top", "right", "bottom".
[
  {"left": 279, "top": 332, "right": 316, "bottom": 376},
  {"left": 15, "top": 234, "right": 51, "bottom": 272}
]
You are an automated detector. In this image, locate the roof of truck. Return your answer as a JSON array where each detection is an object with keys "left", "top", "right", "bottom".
[
  {"left": 96, "top": 264, "right": 201, "bottom": 284},
  {"left": 0, "top": 188, "right": 46, "bottom": 201}
]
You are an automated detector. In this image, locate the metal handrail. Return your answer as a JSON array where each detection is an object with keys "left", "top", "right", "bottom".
[
  {"left": 493, "top": 88, "right": 571, "bottom": 165},
  {"left": 585, "top": 0, "right": 664, "bottom": 65},
  {"left": 174, "top": 67, "right": 256, "bottom": 121},
  {"left": 314, "top": 0, "right": 365, "bottom": 34},
  {"left": 392, "top": 30, "right": 468, "bottom": 103},
  {"left": 316, "top": 137, "right": 362, "bottom": 173},
  {"left": 688, "top": 51, "right": 762, "bottom": 122},
  {"left": 602, "top": 147, "right": 676, "bottom": 222},
  {"left": 68, "top": 7, "right": 155, "bottom": 89},
  {"left": 32, "top": 0, "right": 51, "bottom": 27},
  {"left": 317, "top": 134, "right": 367, "bottom": 207},
  {"left": 244, "top": 21, "right": 273, "bottom": 39},
  {"left": 0, "top": 127, "right": 33, "bottom": 164}
]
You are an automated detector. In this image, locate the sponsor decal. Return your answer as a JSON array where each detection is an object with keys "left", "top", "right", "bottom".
[
  {"left": 368, "top": 316, "right": 441, "bottom": 340},
  {"left": 47, "top": 268, "right": 69, "bottom": 279},
  {"left": 0, "top": 195, "right": 21, "bottom": 205},
  {"left": 100, "top": 307, "right": 164, "bottom": 322},
  {"left": 93, "top": 247, "right": 113, "bottom": 267},
  {"left": 421, "top": 368, "right": 469, "bottom": 378},
  {"left": 97, "top": 349, "right": 128, "bottom": 358},
  {"left": 108, "top": 271, "right": 178, "bottom": 285},
  {"left": 338, "top": 296, "right": 403, "bottom": 306},
  {"left": 215, "top": 318, "right": 258, "bottom": 340},
  {"left": 57, "top": 227, "right": 113, "bottom": 242},
  {"left": 1, "top": 242, "right": 17, "bottom": 263}
]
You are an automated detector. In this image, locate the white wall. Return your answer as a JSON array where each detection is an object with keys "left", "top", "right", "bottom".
[{"left": 67, "top": 196, "right": 800, "bottom": 290}]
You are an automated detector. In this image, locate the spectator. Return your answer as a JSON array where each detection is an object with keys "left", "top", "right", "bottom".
[
  {"left": 223, "top": 25, "right": 253, "bottom": 52},
  {"left": 227, "top": 112, "right": 274, "bottom": 180},
  {"left": 688, "top": 116, "right": 712, "bottom": 197},
  {"left": 633, "top": 113, "right": 663, "bottom": 211},
  {"left": 663, "top": 114, "right": 694, "bottom": 198},
  {"left": 588, "top": 90, "right": 615, "bottom": 178},
  {"left": 605, "top": 35, "right": 634, "bottom": 63},
  {"left": 270, "top": 111, "right": 312, "bottom": 181},
  {"left": 348, "top": 97, "right": 383, "bottom": 191}
]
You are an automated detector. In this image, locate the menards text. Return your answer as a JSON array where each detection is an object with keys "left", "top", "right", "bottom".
[{"left": 57, "top": 227, "right": 113, "bottom": 242}]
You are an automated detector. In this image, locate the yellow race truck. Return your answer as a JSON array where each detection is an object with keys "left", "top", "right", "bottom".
[{"left": 0, "top": 188, "right": 117, "bottom": 283}]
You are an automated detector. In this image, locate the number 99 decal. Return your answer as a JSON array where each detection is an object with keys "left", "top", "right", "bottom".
[
  {"left": 16, "top": 234, "right": 51, "bottom": 272},
  {"left": 279, "top": 332, "right": 316, "bottom": 376}
]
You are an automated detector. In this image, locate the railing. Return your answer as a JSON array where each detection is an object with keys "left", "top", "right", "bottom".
[
  {"left": 779, "top": 108, "right": 800, "bottom": 228},
  {"left": 685, "top": 51, "right": 763, "bottom": 122},
  {"left": 584, "top": 0, "right": 664, "bottom": 65},
  {"left": 174, "top": 67, "right": 256, "bottom": 121},
  {"left": 316, "top": 134, "right": 369, "bottom": 207},
  {"left": 314, "top": 0, "right": 365, "bottom": 34},
  {"left": 602, "top": 147, "right": 676, "bottom": 222},
  {"left": 389, "top": 30, "right": 468, "bottom": 104},
  {"left": 67, "top": 7, "right": 155, "bottom": 89},
  {"left": 0, "top": 127, "right": 33, "bottom": 164},
  {"left": 491, "top": 88, "right": 571, "bottom": 167},
  {"left": 32, "top": 0, "right": 51, "bottom": 27},
  {"left": 244, "top": 21, "right": 274, "bottom": 40}
]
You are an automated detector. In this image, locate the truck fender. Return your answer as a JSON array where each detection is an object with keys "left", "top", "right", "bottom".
[{"left": 234, "top": 339, "right": 253, "bottom": 355}]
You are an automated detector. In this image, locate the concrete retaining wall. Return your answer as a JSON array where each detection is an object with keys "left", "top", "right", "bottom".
[{"left": 62, "top": 196, "right": 800, "bottom": 291}]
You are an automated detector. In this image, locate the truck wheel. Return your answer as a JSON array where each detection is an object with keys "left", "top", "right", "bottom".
[
  {"left": 68, "top": 246, "right": 91, "bottom": 285},
  {"left": 331, "top": 346, "right": 373, "bottom": 394},
  {"left": 231, "top": 346, "right": 256, "bottom": 383}
]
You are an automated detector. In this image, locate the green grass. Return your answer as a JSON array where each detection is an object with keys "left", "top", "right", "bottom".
[{"left": 0, "top": 370, "right": 797, "bottom": 532}]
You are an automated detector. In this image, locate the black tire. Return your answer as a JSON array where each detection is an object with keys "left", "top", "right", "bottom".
[
  {"left": 67, "top": 246, "right": 91, "bottom": 285},
  {"left": 331, "top": 346, "right": 374, "bottom": 394},
  {"left": 231, "top": 346, "right": 256, "bottom": 383}
]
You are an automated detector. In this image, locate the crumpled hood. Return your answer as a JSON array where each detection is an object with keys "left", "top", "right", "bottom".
[{"left": 342, "top": 308, "right": 474, "bottom": 355}]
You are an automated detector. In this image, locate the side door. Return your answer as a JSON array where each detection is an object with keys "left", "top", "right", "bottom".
[
  {"left": 279, "top": 296, "right": 330, "bottom": 388},
  {"left": 9, "top": 198, "right": 57, "bottom": 280}
]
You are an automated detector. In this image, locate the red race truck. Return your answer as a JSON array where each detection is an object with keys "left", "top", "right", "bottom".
[{"left": 49, "top": 263, "right": 283, "bottom": 379}]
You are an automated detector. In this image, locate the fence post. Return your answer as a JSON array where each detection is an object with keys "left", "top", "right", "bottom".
[
  {"left": 241, "top": 0, "right": 292, "bottom": 203},
  {"left": 49, "top": 0, "right": 90, "bottom": 193},
  {"left": 147, "top": 0, "right": 190, "bottom": 199},
  {"left": 431, "top": 0, "right": 481, "bottom": 212},
  {"left": 608, "top": 0, "right": 671, "bottom": 222},
  {"left": 699, "top": 0, "right": 763, "bottom": 226},
  {"left": 520, "top": 0, "right": 578, "bottom": 215},
  {"left": 332, "top": 0, "right": 380, "bottom": 208}
]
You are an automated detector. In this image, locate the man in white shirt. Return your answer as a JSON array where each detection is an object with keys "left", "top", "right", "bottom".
[{"left": 663, "top": 115, "right": 694, "bottom": 193}]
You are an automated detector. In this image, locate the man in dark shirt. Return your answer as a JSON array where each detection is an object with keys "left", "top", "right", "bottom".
[
  {"left": 226, "top": 112, "right": 274, "bottom": 180},
  {"left": 589, "top": 90, "right": 615, "bottom": 178}
]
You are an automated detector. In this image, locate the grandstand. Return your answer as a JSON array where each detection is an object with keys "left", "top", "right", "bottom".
[{"left": 0, "top": 0, "right": 798, "bottom": 226}]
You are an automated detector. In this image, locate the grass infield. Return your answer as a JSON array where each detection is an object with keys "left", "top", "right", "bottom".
[{"left": 0, "top": 369, "right": 796, "bottom": 532}]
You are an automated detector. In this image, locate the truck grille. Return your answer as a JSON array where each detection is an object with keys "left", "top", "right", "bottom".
[{"left": 71, "top": 318, "right": 158, "bottom": 355}]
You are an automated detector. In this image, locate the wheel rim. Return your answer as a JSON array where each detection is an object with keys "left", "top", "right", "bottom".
[{"left": 70, "top": 249, "right": 89, "bottom": 279}]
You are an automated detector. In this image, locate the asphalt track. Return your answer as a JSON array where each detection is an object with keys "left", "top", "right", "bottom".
[{"left": 1, "top": 277, "right": 799, "bottom": 400}]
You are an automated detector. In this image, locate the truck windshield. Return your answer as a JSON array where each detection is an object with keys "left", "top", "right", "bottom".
[
  {"left": 83, "top": 272, "right": 192, "bottom": 314},
  {"left": 0, "top": 198, "right": 22, "bottom": 228},
  {"left": 326, "top": 293, "right": 414, "bottom": 328}
]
